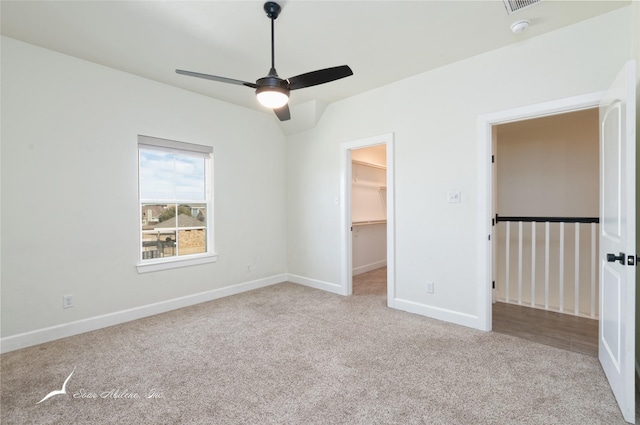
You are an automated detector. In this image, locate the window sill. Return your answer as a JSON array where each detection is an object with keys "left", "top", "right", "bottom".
[{"left": 136, "top": 253, "right": 218, "bottom": 274}]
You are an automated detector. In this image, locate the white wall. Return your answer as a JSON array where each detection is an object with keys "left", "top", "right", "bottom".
[
  {"left": 0, "top": 37, "right": 287, "bottom": 346},
  {"left": 496, "top": 108, "right": 599, "bottom": 217},
  {"left": 286, "top": 8, "right": 633, "bottom": 329}
]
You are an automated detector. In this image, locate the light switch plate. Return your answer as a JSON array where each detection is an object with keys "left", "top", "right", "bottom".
[{"left": 448, "top": 191, "right": 461, "bottom": 203}]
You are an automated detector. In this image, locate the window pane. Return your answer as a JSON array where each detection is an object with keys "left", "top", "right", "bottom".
[
  {"left": 141, "top": 230, "right": 159, "bottom": 259},
  {"left": 175, "top": 174, "right": 205, "bottom": 200},
  {"left": 175, "top": 155, "right": 205, "bottom": 175},
  {"left": 185, "top": 204, "right": 206, "bottom": 226},
  {"left": 141, "top": 203, "right": 178, "bottom": 260},
  {"left": 171, "top": 204, "right": 207, "bottom": 228},
  {"left": 178, "top": 229, "right": 206, "bottom": 256},
  {"left": 141, "top": 230, "right": 176, "bottom": 259},
  {"left": 175, "top": 155, "right": 205, "bottom": 200},
  {"left": 140, "top": 151, "right": 206, "bottom": 200},
  {"left": 140, "top": 150, "right": 176, "bottom": 200},
  {"left": 142, "top": 204, "right": 182, "bottom": 228},
  {"left": 141, "top": 204, "right": 166, "bottom": 227},
  {"left": 140, "top": 150, "right": 174, "bottom": 171},
  {"left": 140, "top": 170, "right": 175, "bottom": 200},
  {"left": 157, "top": 231, "right": 177, "bottom": 258}
]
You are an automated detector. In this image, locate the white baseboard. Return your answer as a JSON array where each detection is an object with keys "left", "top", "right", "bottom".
[
  {"left": 393, "top": 298, "right": 483, "bottom": 331},
  {"left": 353, "top": 260, "right": 387, "bottom": 276},
  {"left": 0, "top": 274, "right": 287, "bottom": 354},
  {"left": 286, "top": 273, "right": 345, "bottom": 295}
]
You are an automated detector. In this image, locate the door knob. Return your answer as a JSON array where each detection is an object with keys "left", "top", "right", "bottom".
[{"left": 607, "top": 252, "right": 625, "bottom": 265}]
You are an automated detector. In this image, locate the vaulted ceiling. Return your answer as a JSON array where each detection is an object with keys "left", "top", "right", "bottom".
[{"left": 1, "top": 1, "right": 629, "bottom": 119}]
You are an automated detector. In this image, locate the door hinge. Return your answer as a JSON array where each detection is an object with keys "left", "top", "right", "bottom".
[
  {"left": 488, "top": 234, "right": 491, "bottom": 241},
  {"left": 491, "top": 155, "right": 495, "bottom": 163}
]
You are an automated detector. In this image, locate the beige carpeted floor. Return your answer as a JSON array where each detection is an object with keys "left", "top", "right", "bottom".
[{"left": 0, "top": 268, "right": 630, "bottom": 424}]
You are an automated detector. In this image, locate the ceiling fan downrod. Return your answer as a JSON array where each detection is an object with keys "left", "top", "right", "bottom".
[{"left": 264, "top": 2, "right": 281, "bottom": 73}]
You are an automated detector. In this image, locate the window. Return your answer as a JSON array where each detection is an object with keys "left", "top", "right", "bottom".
[{"left": 137, "top": 135, "right": 215, "bottom": 273}]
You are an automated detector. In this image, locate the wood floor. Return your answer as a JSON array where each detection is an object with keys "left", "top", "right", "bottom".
[
  {"left": 492, "top": 302, "right": 599, "bottom": 357},
  {"left": 354, "top": 269, "right": 599, "bottom": 357}
]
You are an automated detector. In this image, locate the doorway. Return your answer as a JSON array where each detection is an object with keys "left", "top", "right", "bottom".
[
  {"left": 351, "top": 145, "right": 388, "bottom": 297},
  {"left": 476, "top": 91, "right": 606, "bottom": 331},
  {"left": 491, "top": 108, "right": 600, "bottom": 356},
  {"left": 340, "top": 133, "right": 395, "bottom": 306}
]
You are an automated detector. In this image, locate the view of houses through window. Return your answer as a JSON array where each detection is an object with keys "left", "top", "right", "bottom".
[
  {"left": 141, "top": 203, "right": 207, "bottom": 259},
  {"left": 138, "top": 136, "right": 212, "bottom": 263}
]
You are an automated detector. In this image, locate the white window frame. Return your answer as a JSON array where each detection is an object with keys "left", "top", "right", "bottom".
[{"left": 136, "top": 135, "right": 217, "bottom": 273}]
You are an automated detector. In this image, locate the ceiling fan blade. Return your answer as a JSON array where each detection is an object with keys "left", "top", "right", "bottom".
[
  {"left": 287, "top": 65, "right": 353, "bottom": 90},
  {"left": 176, "top": 69, "right": 258, "bottom": 89},
  {"left": 273, "top": 104, "right": 290, "bottom": 121}
]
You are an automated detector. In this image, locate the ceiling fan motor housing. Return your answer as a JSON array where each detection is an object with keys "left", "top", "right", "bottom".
[
  {"left": 256, "top": 78, "right": 289, "bottom": 94},
  {"left": 255, "top": 71, "right": 290, "bottom": 108}
]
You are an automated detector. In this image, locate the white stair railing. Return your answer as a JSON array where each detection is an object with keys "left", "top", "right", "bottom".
[{"left": 495, "top": 215, "right": 599, "bottom": 319}]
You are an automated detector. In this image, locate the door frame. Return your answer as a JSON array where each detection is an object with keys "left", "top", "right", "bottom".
[
  {"left": 340, "top": 133, "right": 395, "bottom": 306},
  {"left": 477, "top": 92, "right": 606, "bottom": 331}
]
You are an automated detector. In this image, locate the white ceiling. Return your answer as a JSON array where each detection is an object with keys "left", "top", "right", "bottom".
[{"left": 1, "top": 1, "right": 629, "bottom": 120}]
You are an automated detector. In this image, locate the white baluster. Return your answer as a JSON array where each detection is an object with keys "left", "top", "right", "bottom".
[
  {"left": 591, "top": 223, "right": 597, "bottom": 318},
  {"left": 518, "top": 221, "right": 523, "bottom": 305},
  {"left": 574, "top": 222, "right": 580, "bottom": 316},
  {"left": 559, "top": 222, "right": 564, "bottom": 313},
  {"left": 531, "top": 221, "right": 536, "bottom": 307},
  {"left": 505, "top": 222, "right": 510, "bottom": 303},
  {"left": 545, "top": 222, "right": 549, "bottom": 310}
]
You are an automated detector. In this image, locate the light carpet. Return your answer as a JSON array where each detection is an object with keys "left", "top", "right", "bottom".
[{"left": 0, "top": 269, "right": 629, "bottom": 424}]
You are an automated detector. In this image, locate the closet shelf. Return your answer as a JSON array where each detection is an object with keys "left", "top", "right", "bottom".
[
  {"left": 352, "top": 181, "right": 386, "bottom": 190},
  {"left": 352, "top": 159, "right": 386, "bottom": 170},
  {"left": 352, "top": 220, "right": 387, "bottom": 226}
]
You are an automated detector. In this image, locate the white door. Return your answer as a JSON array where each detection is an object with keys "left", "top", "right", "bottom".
[{"left": 599, "top": 60, "right": 636, "bottom": 424}]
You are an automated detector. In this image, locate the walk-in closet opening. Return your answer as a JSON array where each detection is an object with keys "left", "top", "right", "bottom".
[
  {"left": 351, "top": 145, "right": 388, "bottom": 297},
  {"left": 491, "top": 108, "right": 600, "bottom": 356}
]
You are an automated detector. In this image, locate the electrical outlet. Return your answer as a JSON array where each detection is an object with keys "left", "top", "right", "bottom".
[
  {"left": 426, "top": 282, "right": 434, "bottom": 294},
  {"left": 447, "top": 191, "right": 461, "bottom": 204},
  {"left": 63, "top": 294, "right": 74, "bottom": 309}
]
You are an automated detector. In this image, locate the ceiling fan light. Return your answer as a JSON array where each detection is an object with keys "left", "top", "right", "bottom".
[{"left": 256, "top": 86, "right": 289, "bottom": 108}]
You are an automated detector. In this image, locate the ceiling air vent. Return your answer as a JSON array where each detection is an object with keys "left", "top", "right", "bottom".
[{"left": 503, "top": 0, "right": 541, "bottom": 14}]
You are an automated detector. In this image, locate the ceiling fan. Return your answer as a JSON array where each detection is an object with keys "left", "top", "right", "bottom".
[{"left": 176, "top": 1, "right": 353, "bottom": 121}]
